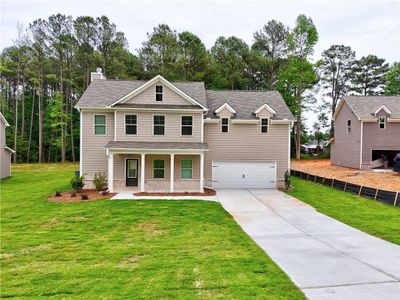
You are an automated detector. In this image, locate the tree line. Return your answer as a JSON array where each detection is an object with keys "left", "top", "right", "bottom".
[{"left": 1, "top": 14, "right": 399, "bottom": 163}]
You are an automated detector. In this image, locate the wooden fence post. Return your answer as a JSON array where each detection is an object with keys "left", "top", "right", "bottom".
[
  {"left": 394, "top": 192, "right": 399, "bottom": 206},
  {"left": 343, "top": 182, "right": 347, "bottom": 192},
  {"left": 374, "top": 189, "right": 379, "bottom": 200},
  {"left": 358, "top": 186, "right": 363, "bottom": 196}
]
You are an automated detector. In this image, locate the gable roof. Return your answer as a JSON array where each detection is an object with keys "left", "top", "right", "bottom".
[
  {"left": 205, "top": 90, "right": 294, "bottom": 120},
  {"left": 108, "top": 75, "right": 207, "bottom": 109},
  {"left": 0, "top": 112, "right": 10, "bottom": 127},
  {"left": 75, "top": 79, "right": 208, "bottom": 109},
  {"left": 214, "top": 103, "right": 237, "bottom": 114},
  {"left": 334, "top": 96, "right": 400, "bottom": 120}
]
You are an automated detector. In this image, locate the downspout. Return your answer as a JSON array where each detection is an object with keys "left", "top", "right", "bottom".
[
  {"left": 79, "top": 108, "right": 83, "bottom": 175},
  {"left": 359, "top": 120, "right": 363, "bottom": 170}
]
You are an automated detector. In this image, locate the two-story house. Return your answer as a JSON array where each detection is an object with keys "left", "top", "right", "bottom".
[
  {"left": 331, "top": 96, "right": 400, "bottom": 170},
  {"left": 75, "top": 69, "right": 294, "bottom": 192}
]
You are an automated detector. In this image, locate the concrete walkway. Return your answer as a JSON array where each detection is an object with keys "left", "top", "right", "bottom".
[
  {"left": 217, "top": 189, "right": 400, "bottom": 300},
  {"left": 111, "top": 191, "right": 218, "bottom": 201}
]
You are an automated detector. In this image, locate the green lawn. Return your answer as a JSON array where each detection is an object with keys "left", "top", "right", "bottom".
[
  {"left": 287, "top": 177, "right": 400, "bottom": 245},
  {"left": 1, "top": 163, "right": 304, "bottom": 299}
]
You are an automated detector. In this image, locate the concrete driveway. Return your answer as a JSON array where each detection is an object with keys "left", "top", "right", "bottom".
[{"left": 217, "top": 189, "right": 400, "bottom": 300}]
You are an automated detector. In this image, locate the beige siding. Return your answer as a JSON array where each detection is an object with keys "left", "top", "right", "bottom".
[
  {"left": 362, "top": 122, "right": 400, "bottom": 166},
  {"left": 81, "top": 111, "right": 114, "bottom": 180},
  {"left": 331, "top": 102, "right": 361, "bottom": 169},
  {"left": 125, "top": 83, "right": 192, "bottom": 105},
  {"left": 0, "top": 121, "right": 11, "bottom": 178},
  {"left": 204, "top": 122, "right": 290, "bottom": 186},
  {"left": 115, "top": 111, "right": 202, "bottom": 142}
]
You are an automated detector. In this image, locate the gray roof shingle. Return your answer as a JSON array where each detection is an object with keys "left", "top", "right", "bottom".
[
  {"left": 105, "top": 141, "right": 208, "bottom": 150},
  {"left": 343, "top": 96, "right": 400, "bottom": 119},
  {"left": 76, "top": 80, "right": 208, "bottom": 108},
  {"left": 76, "top": 79, "right": 294, "bottom": 120},
  {"left": 205, "top": 90, "right": 295, "bottom": 120}
]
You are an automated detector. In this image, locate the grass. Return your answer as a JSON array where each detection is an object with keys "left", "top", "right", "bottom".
[
  {"left": 287, "top": 177, "right": 400, "bottom": 245},
  {"left": 1, "top": 163, "right": 304, "bottom": 299}
]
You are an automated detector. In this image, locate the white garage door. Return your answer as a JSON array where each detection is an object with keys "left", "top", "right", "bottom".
[{"left": 212, "top": 161, "right": 276, "bottom": 189}]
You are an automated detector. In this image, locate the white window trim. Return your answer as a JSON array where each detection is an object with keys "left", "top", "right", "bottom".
[
  {"left": 181, "top": 115, "right": 193, "bottom": 136},
  {"left": 221, "top": 117, "right": 229, "bottom": 133},
  {"left": 152, "top": 114, "right": 166, "bottom": 136},
  {"left": 93, "top": 114, "right": 107, "bottom": 135},
  {"left": 153, "top": 159, "right": 165, "bottom": 179},
  {"left": 180, "top": 159, "right": 193, "bottom": 179},
  {"left": 155, "top": 84, "right": 163, "bottom": 102},
  {"left": 378, "top": 116, "right": 386, "bottom": 129},
  {"left": 347, "top": 119, "right": 351, "bottom": 133},
  {"left": 260, "top": 118, "right": 269, "bottom": 134},
  {"left": 124, "top": 113, "right": 138, "bottom": 135}
]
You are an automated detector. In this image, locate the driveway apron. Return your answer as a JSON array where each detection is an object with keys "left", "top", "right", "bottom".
[{"left": 217, "top": 189, "right": 400, "bottom": 300}]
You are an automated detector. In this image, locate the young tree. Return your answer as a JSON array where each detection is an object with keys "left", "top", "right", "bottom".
[
  {"left": 351, "top": 55, "right": 389, "bottom": 95},
  {"left": 385, "top": 62, "right": 400, "bottom": 95},
  {"left": 318, "top": 45, "right": 355, "bottom": 137},
  {"left": 210, "top": 36, "right": 249, "bottom": 89},
  {"left": 277, "top": 56, "right": 319, "bottom": 159}
]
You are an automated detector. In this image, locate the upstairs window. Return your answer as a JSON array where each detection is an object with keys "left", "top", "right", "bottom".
[
  {"left": 153, "top": 159, "right": 165, "bottom": 178},
  {"left": 181, "top": 160, "right": 193, "bottom": 179},
  {"left": 261, "top": 118, "right": 269, "bottom": 133},
  {"left": 125, "top": 114, "right": 137, "bottom": 135},
  {"left": 347, "top": 120, "right": 351, "bottom": 133},
  {"left": 154, "top": 115, "right": 165, "bottom": 135},
  {"left": 221, "top": 118, "right": 229, "bottom": 133},
  {"left": 156, "top": 85, "right": 163, "bottom": 101},
  {"left": 94, "top": 115, "right": 106, "bottom": 135},
  {"left": 181, "top": 116, "right": 193, "bottom": 136},
  {"left": 379, "top": 116, "right": 386, "bottom": 129}
]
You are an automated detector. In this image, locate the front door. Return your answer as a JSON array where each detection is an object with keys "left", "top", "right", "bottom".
[{"left": 126, "top": 159, "right": 138, "bottom": 186}]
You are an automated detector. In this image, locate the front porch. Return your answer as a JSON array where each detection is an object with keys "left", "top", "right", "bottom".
[{"left": 106, "top": 141, "right": 207, "bottom": 193}]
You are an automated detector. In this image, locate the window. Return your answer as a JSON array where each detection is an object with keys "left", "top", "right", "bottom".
[
  {"left": 125, "top": 114, "right": 137, "bottom": 135},
  {"left": 347, "top": 120, "right": 351, "bottom": 133},
  {"left": 379, "top": 116, "right": 386, "bottom": 129},
  {"left": 181, "top": 160, "right": 193, "bottom": 179},
  {"left": 153, "top": 160, "right": 165, "bottom": 178},
  {"left": 181, "top": 116, "right": 193, "bottom": 136},
  {"left": 153, "top": 115, "right": 165, "bottom": 135},
  {"left": 221, "top": 118, "right": 229, "bottom": 133},
  {"left": 156, "top": 85, "right": 163, "bottom": 101},
  {"left": 261, "top": 118, "right": 269, "bottom": 133},
  {"left": 94, "top": 115, "right": 106, "bottom": 135}
]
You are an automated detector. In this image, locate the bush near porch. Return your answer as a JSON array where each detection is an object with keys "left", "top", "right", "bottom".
[{"left": 0, "top": 163, "right": 304, "bottom": 299}]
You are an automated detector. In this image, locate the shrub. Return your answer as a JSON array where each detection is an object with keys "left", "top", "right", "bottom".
[
  {"left": 93, "top": 172, "right": 108, "bottom": 191},
  {"left": 71, "top": 174, "right": 85, "bottom": 192},
  {"left": 55, "top": 191, "right": 61, "bottom": 197},
  {"left": 70, "top": 192, "right": 76, "bottom": 197},
  {"left": 81, "top": 194, "right": 88, "bottom": 200}
]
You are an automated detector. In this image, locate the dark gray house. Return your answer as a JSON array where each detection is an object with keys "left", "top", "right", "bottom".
[{"left": 331, "top": 96, "right": 400, "bottom": 170}]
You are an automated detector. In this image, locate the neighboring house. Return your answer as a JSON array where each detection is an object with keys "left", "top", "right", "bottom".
[
  {"left": 75, "top": 69, "right": 294, "bottom": 192},
  {"left": 331, "top": 96, "right": 400, "bottom": 170},
  {"left": 0, "top": 112, "right": 14, "bottom": 178},
  {"left": 301, "top": 139, "right": 326, "bottom": 155}
]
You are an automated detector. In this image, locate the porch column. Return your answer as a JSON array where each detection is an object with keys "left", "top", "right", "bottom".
[
  {"left": 140, "top": 153, "right": 146, "bottom": 192},
  {"left": 108, "top": 153, "right": 114, "bottom": 192},
  {"left": 200, "top": 153, "right": 204, "bottom": 192},
  {"left": 170, "top": 154, "right": 175, "bottom": 192}
]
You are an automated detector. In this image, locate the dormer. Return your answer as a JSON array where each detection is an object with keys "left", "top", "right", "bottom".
[
  {"left": 373, "top": 105, "right": 391, "bottom": 117},
  {"left": 254, "top": 103, "right": 276, "bottom": 119},
  {"left": 214, "top": 103, "right": 236, "bottom": 118}
]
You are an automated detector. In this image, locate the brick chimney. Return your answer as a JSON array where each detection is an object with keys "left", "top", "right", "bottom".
[{"left": 91, "top": 67, "right": 106, "bottom": 82}]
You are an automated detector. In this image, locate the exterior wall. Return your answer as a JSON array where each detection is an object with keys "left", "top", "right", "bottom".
[
  {"left": 331, "top": 102, "right": 361, "bottom": 169},
  {"left": 361, "top": 121, "right": 400, "bottom": 168},
  {"left": 115, "top": 111, "right": 202, "bottom": 142},
  {"left": 204, "top": 121, "right": 290, "bottom": 187},
  {"left": 125, "top": 83, "right": 191, "bottom": 106},
  {"left": 81, "top": 111, "right": 114, "bottom": 182},
  {"left": 0, "top": 121, "right": 11, "bottom": 178}
]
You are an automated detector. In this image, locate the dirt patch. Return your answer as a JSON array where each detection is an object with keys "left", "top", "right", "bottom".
[
  {"left": 130, "top": 222, "right": 165, "bottom": 237},
  {"left": 118, "top": 254, "right": 146, "bottom": 269},
  {"left": 47, "top": 189, "right": 116, "bottom": 202},
  {"left": 292, "top": 159, "right": 400, "bottom": 192},
  {"left": 134, "top": 187, "right": 216, "bottom": 197},
  {"left": 41, "top": 218, "right": 63, "bottom": 228}
]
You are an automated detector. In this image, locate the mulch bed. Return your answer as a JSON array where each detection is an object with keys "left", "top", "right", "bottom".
[
  {"left": 134, "top": 187, "right": 216, "bottom": 197},
  {"left": 47, "top": 189, "right": 116, "bottom": 202}
]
